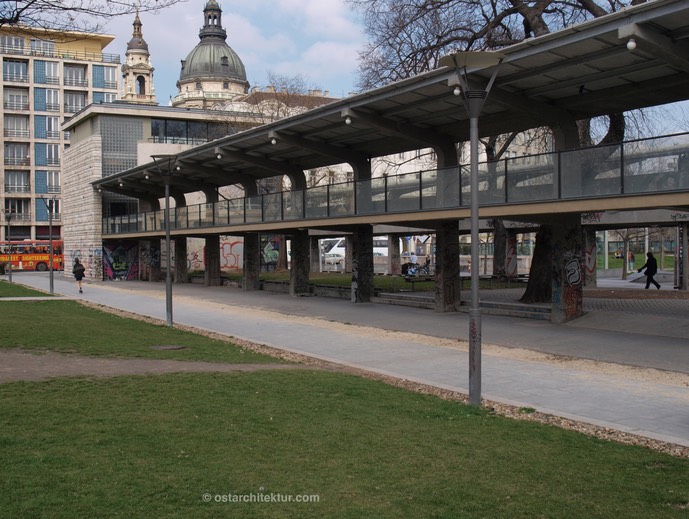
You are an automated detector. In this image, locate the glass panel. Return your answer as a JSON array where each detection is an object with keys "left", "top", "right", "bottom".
[
  {"left": 187, "top": 204, "right": 201, "bottom": 228},
  {"left": 623, "top": 134, "right": 689, "bottom": 193},
  {"left": 283, "top": 190, "right": 303, "bottom": 220},
  {"left": 561, "top": 144, "right": 621, "bottom": 198},
  {"left": 306, "top": 186, "right": 328, "bottom": 219},
  {"left": 174, "top": 206, "right": 187, "bottom": 229},
  {"left": 245, "top": 195, "right": 262, "bottom": 223},
  {"left": 227, "top": 198, "right": 244, "bottom": 224},
  {"left": 329, "top": 182, "right": 355, "bottom": 216},
  {"left": 145, "top": 211, "right": 155, "bottom": 232},
  {"left": 506, "top": 153, "right": 557, "bottom": 202},
  {"left": 263, "top": 193, "right": 282, "bottom": 222},
  {"left": 215, "top": 200, "right": 229, "bottom": 225},
  {"left": 387, "top": 172, "right": 421, "bottom": 212}
]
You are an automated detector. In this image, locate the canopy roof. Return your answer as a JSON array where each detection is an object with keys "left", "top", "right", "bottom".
[{"left": 95, "top": 0, "right": 689, "bottom": 199}]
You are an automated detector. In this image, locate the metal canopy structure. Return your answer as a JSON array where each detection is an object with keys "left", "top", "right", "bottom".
[{"left": 94, "top": 0, "right": 689, "bottom": 200}]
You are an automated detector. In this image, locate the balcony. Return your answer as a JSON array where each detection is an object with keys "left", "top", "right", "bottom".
[
  {"left": 1, "top": 43, "right": 120, "bottom": 63},
  {"left": 4, "top": 157, "right": 30, "bottom": 166},
  {"left": 46, "top": 158, "right": 60, "bottom": 167},
  {"left": 3, "top": 74, "right": 29, "bottom": 83},
  {"left": 4, "top": 185, "right": 30, "bottom": 193},
  {"left": 3, "top": 129, "right": 30, "bottom": 138},
  {"left": 7, "top": 212, "right": 31, "bottom": 222},
  {"left": 63, "top": 77, "right": 88, "bottom": 87},
  {"left": 46, "top": 103, "right": 60, "bottom": 112},
  {"left": 3, "top": 101, "right": 29, "bottom": 110},
  {"left": 64, "top": 104, "right": 85, "bottom": 113},
  {"left": 47, "top": 185, "right": 61, "bottom": 194},
  {"left": 46, "top": 131, "right": 60, "bottom": 140}
]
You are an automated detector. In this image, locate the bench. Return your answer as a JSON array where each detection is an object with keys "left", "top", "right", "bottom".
[
  {"left": 404, "top": 276, "right": 434, "bottom": 291},
  {"left": 459, "top": 274, "right": 529, "bottom": 289}
]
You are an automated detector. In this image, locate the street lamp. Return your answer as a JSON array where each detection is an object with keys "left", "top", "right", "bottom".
[
  {"left": 3, "top": 209, "right": 13, "bottom": 283},
  {"left": 41, "top": 196, "right": 56, "bottom": 294},
  {"left": 151, "top": 155, "right": 179, "bottom": 327},
  {"left": 439, "top": 50, "right": 504, "bottom": 406}
]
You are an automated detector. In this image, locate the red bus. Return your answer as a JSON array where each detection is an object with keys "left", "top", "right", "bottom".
[{"left": 0, "top": 240, "right": 64, "bottom": 272}]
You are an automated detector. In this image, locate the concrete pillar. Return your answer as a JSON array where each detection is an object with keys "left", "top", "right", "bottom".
[
  {"left": 681, "top": 223, "right": 688, "bottom": 291},
  {"left": 435, "top": 222, "right": 460, "bottom": 312},
  {"left": 243, "top": 233, "right": 260, "bottom": 291},
  {"left": 344, "top": 235, "right": 355, "bottom": 273},
  {"left": 140, "top": 239, "right": 161, "bottom": 282},
  {"left": 551, "top": 214, "right": 584, "bottom": 323},
  {"left": 174, "top": 237, "right": 188, "bottom": 283},
  {"left": 352, "top": 225, "right": 374, "bottom": 302},
  {"left": 505, "top": 229, "right": 518, "bottom": 278},
  {"left": 204, "top": 235, "right": 221, "bottom": 286},
  {"left": 310, "top": 236, "right": 320, "bottom": 273},
  {"left": 290, "top": 229, "right": 310, "bottom": 296},
  {"left": 584, "top": 228, "right": 598, "bottom": 287},
  {"left": 388, "top": 233, "right": 402, "bottom": 275}
]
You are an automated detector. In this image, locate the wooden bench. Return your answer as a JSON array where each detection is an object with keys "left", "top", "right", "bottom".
[{"left": 403, "top": 276, "right": 434, "bottom": 291}]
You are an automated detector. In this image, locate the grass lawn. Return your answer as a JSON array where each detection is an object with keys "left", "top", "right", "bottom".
[
  {"left": 1, "top": 371, "right": 688, "bottom": 518},
  {"left": 1, "top": 296, "right": 687, "bottom": 517},
  {"left": 0, "top": 299, "right": 277, "bottom": 364},
  {"left": 0, "top": 279, "right": 52, "bottom": 298}
]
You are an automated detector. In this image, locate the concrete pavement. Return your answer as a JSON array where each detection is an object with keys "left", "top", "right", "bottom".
[{"left": 7, "top": 272, "right": 689, "bottom": 448}]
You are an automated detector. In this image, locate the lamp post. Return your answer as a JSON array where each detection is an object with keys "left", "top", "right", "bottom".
[
  {"left": 4, "top": 209, "right": 13, "bottom": 283},
  {"left": 41, "top": 196, "right": 56, "bottom": 294},
  {"left": 439, "top": 51, "right": 504, "bottom": 406},
  {"left": 151, "top": 155, "right": 178, "bottom": 327}
]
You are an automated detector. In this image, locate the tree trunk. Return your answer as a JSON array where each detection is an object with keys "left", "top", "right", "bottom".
[
  {"left": 492, "top": 219, "right": 507, "bottom": 278},
  {"left": 520, "top": 226, "right": 553, "bottom": 303}
]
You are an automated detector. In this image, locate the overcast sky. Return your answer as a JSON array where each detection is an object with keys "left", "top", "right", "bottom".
[{"left": 102, "top": 0, "right": 365, "bottom": 104}]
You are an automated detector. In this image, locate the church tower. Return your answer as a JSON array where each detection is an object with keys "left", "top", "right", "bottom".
[{"left": 121, "top": 10, "right": 158, "bottom": 105}]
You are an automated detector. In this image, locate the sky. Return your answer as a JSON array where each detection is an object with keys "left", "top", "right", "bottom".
[{"left": 101, "top": 0, "right": 365, "bottom": 104}]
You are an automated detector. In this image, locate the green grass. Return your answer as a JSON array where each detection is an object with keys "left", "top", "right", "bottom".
[
  {"left": 0, "top": 279, "right": 51, "bottom": 297},
  {"left": 0, "top": 300, "right": 277, "bottom": 364},
  {"left": 1, "top": 371, "right": 687, "bottom": 518}
]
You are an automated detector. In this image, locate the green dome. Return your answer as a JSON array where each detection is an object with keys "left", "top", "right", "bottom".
[{"left": 178, "top": 1, "right": 247, "bottom": 84}]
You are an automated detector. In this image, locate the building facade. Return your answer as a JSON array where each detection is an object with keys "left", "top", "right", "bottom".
[{"left": 1, "top": 25, "right": 120, "bottom": 242}]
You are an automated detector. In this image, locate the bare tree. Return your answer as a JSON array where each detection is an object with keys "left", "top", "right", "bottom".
[
  {"left": 348, "top": 0, "right": 647, "bottom": 303},
  {"left": 0, "top": 0, "right": 185, "bottom": 33}
]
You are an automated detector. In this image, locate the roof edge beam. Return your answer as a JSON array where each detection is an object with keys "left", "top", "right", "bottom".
[{"left": 619, "top": 23, "right": 689, "bottom": 73}]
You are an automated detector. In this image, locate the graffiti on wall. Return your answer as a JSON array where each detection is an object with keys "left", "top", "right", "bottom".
[
  {"left": 103, "top": 241, "right": 139, "bottom": 280},
  {"left": 68, "top": 246, "right": 104, "bottom": 281},
  {"left": 186, "top": 237, "right": 244, "bottom": 271}
]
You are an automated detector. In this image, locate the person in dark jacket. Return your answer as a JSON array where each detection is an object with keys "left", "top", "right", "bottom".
[
  {"left": 637, "top": 252, "right": 660, "bottom": 289},
  {"left": 73, "top": 258, "right": 86, "bottom": 294}
]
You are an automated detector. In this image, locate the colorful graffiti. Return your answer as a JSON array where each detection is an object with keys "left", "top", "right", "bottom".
[{"left": 103, "top": 241, "right": 139, "bottom": 280}]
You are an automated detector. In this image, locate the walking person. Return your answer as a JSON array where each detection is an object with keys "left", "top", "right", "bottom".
[
  {"left": 628, "top": 250, "right": 635, "bottom": 272},
  {"left": 637, "top": 252, "right": 661, "bottom": 289},
  {"left": 73, "top": 258, "right": 86, "bottom": 294}
]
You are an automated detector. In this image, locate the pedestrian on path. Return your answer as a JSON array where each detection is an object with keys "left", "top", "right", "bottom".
[
  {"left": 638, "top": 252, "right": 660, "bottom": 289},
  {"left": 73, "top": 258, "right": 86, "bottom": 294}
]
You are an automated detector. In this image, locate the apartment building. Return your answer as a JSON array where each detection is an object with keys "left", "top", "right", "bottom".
[{"left": 1, "top": 25, "right": 120, "bottom": 241}]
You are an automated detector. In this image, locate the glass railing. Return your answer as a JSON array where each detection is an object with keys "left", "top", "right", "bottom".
[{"left": 102, "top": 132, "right": 689, "bottom": 235}]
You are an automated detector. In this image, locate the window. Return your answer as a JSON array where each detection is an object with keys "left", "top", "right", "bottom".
[
  {"left": 64, "top": 91, "right": 86, "bottom": 112},
  {"left": 3, "top": 88, "right": 29, "bottom": 110},
  {"left": 46, "top": 117, "right": 60, "bottom": 139},
  {"left": 4, "top": 115, "right": 29, "bottom": 137},
  {"left": 1, "top": 36, "right": 24, "bottom": 53},
  {"left": 5, "top": 198, "right": 30, "bottom": 220},
  {"left": 4, "top": 143, "right": 30, "bottom": 165},
  {"left": 47, "top": 171, "right": 60, "bottom": 193},
  {"left": 46, "top": 89, "right": 60, "bottom": 111},
  {"left": 46, "top": 144, "right": 60, "bottom": 166},
  {"left": 196, "top": 81, "right": 202, "bottom": 91},
  {"left": 103, "top": 92, "right": 117, "bottom": 103},
  {"left": 30, "top": 38, "right": 55, "bottom": 55},
  {"left": 63, "top": 64, "right": 87, "bottom": 86},
  {"left": 3, "top": 59, "right": 28, "bottom": 82},
  {"left": 45, "top": 61, "right": 59, "bottom": 84},
  {"left": 103, "top": 67, "right": 117, "bottom": 89},
  {"left": 5, "top": 171, "right": 30, "bottom": 193}
]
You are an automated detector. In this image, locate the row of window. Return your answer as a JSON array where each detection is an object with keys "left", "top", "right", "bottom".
[
  {"left": 3, "top": 86, "right": 116, "bottom": 113},
  {"left": 2, "top": 58, "right": 117, "bottom": 88},
  {"left": 4, "top": 143, "right": 64, "bottom": 166},
  {"left": 4, "top": 170, "right": 60, "bottom": 194},
  {"left": 3, "top": 198, "right": 61, "bottom": 220},
  {"left": 4, "top": 115, "right": 65, "bottom": 139}
]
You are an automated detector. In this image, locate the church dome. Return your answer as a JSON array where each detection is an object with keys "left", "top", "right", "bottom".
[{"left": 178, "top": 0, "right": 247, "bottom": 85}]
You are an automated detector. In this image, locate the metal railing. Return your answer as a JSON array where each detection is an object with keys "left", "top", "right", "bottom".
[
  {"left": 0, "top": 44, "right": 120, "bottom": 64},
  {"left": 103, "top": 132, "right": 689, "bottom": 235}
]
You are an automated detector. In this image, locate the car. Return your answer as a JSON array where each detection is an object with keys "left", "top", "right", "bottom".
[{"left": 324, "top": 253, "right": 344, "bottom": 265}]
